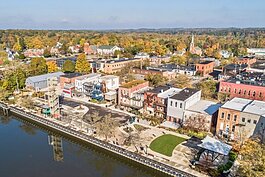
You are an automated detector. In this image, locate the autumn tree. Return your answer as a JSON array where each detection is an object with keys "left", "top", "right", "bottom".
[
  {"left": 172, "top": 74, "right": 191, "bottom": 89},
  {"left": 75, "top": 53, "right": 90, "bottom": 74},
  {"left": 237, "top": 138, "right": 265, "bottom": 177},
  {"left": 62, "top": 60, "right": 75, "bottom": 73},
  {"left": 29, "top": 57, "right": 48, "bottom": 76},
  {"left": 196, "top": 79, "right": 217, "bottom": 99},
  {"left": 46, "top": 61, "right": 58, "bottom": 73},
  {"left": 144, "top": 74, "right": 167, "bottom": 87}
]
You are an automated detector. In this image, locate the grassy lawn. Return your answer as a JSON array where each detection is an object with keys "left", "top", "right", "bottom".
[{"left": 149, "top": 134, "right": 187, "bottom": 157}]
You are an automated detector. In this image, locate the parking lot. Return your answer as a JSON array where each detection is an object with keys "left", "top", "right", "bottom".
[{"left": 61, "top": 98, "right": 130, "bottom": 123}]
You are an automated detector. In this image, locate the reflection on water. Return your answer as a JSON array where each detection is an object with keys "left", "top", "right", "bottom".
[{"left": 0, "top": 115, "right": 167, "bottom": 177}]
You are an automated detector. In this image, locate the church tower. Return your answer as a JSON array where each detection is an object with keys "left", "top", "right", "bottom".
[{"left": 189, "top": 34, "right": 195, "bottom": 53}]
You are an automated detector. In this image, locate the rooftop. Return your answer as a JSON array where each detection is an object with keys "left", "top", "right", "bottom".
[
  {"left": 98, "top": 45, "right": 116, "bottom": 50},
  {"left": 120, "top": 80, "right": 147, "bottom": 88},
  {"left": 170, "top": 88, "right": 200, "bottom": 101},
  {"left": 225, "top": 71, "right": 265, "bottom": 87},
  {"left": 26, "top": 72, "right": 64, "bottom": 83},
  {"left": 221, "top": 97, "right": 252, "bottom": 111},
  {"left": 198, "top": 61, "right": 214, "bottom": 65},
  {"left": 106, "top": 58, "right": 139, "bottom": 64},
  {"left": 243, "top": 100, "right": 265, "bottom": 116},
  {"left": 186, "top": 100, "right": 222, "bottom": 115},
  {"left": 148, "top": 86, "right": 171, "bottom": 94},
  {"left": 76, "top": 73, "right": 101, "bottom": 81},
  {"left": 101, "top": 75, "right": 119, "bottom": 80},
  {"left": 158, "top": 88, "right": 182, "bottom": 99}
]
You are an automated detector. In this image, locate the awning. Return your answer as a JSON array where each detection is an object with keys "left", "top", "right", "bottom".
[{"left": 198, "top": 136, "right": 232, "bottom": 156}]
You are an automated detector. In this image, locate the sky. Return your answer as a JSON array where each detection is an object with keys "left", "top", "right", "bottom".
[{"left": 0, "top": 0, "right": 265, "bottom": 30}]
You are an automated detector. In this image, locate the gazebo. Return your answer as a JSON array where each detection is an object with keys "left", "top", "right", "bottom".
[{"left": 197, "top": 136, "right": 232, "bottom": 166}]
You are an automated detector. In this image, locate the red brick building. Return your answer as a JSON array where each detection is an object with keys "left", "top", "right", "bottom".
[
  {"left": 195, "top": 61, "right": 214, "bottom": 76},
  {"left": 235, "top": 57, "right": 256, "bottom": 65},
  {"left": 219, "top": 81, "right": 265, "bottom": 101},
  {"left": 59, "top": 73, "right": 83, "bottom": 89}
]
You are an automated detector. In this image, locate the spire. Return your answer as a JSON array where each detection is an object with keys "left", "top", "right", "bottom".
[{"left": 191, "top": 34, "right": 194, "bottom": 44}]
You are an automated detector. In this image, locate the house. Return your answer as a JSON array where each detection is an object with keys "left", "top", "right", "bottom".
[
  {"left": 216, "top": 97, "right": 265, "bottom": 140},
  {"left": 219, "top": 50, "right": 232, "bottom": 59},
  {"left": 149, "top": 56, "right": 171, "bottom": 65},
  {"left": 195, "top": 61, "right": 215, "bottom": 76},
  {"left": 68, "top": 45, "right": 80, "bottom": 53},
  {"left": 184, "top": 100, "right": 222, "bottom": 132},
  {"left": 25, "top": 72, "right": 64, "bottom": 91},
  {"left": 144, "top": 86, "right": 182, "bottom": 118},
  {"left": 167, "top": 88, "right": 201, "bottom": 123},
  {"left": 218, "top": 72, "right": 265, "bottom": 101},
  {"left": 118, "top": 80, "right": 150, "bottom": 112},
  {"left": 97, "top": 45, "right": 122, "bottom": 56},
  {"left": 84, "top": 43, "right": 97, "bottom": 55}
]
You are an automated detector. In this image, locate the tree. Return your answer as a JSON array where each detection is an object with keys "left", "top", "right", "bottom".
[
  {"left": 63, "top": 60, "right": 75, "bottom": 73},
  {"left": 183, "top": 114, "right": 209, "bottom": 132},
  {"left": 75, "top": 53, "right": 90, "bottom": 74},
  {"left": 172, "top": 74, "right": 191, "bottom": 88},
  {"left": 144, "top": 74, "right": 167, "bottom": 87},
  {"left": 95, "top": 114, "right": 118, "bottom": 141},
  {"left": 43, "top": 48, "right": 51, "bottom": 58},
  {"left": 237, "top": 138, "right": 265, "bottom": 177},
  {"left": 170, "top": 56, "right": 187, "bottom": 65},
  {"left": 29, "top": 57, "right": 48, "bottom": 76},
  {"left": 196, "top": 80, "right": 217, "bottom": 99},
  {"left": 46, "top": 61, "right": 58, "bottom": 73}
]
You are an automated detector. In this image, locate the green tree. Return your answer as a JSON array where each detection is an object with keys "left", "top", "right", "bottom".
[
  {"left": 75, "top": 53, "right": 90, "bottom": 74},
  {"left": 29, "top": 57, "right": 48, "bottom": 76},
  {"left": 43, "top": 48, "right": 51, "bottom": 58},
  {"left": 63, "top": 60, "right": 75, "bottom": 73}
]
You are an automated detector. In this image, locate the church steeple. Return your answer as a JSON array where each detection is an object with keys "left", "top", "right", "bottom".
[{"left": 190, "top": 34, "right": 195, "bottom": 53}]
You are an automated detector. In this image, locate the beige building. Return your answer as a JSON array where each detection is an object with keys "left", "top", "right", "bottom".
[{"left": 104, "top": 58, "right": 142, "bottom": 74}]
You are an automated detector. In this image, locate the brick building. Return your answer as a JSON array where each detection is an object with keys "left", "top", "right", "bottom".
[
  {"left": 195, "top": 61, "right": 214, "bottom": 76},
  {"left": 216, "top": 97, "right": 265, "bottom": 140},
  {"left": 131, "top": 68, "right": 176, "bottom": 80},
  {"left": 235, "top": 57, "right": 256, "bottom": 65},
  {"left": 143, "top": 86, "right": 182, "bottom": 118},
  {"left": 118, "top": 80, "right": 150, "bottom": 111},
  {"left": 104, "top": 58, "right": 142, "bottom": 74},
  {"left": 219, "top": 72, "right": 265, "bottom": 101}
]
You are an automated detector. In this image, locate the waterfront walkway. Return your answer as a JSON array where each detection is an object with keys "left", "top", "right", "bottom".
[{"left": 0, "top": 103, "right": 197, "bottom": 177}]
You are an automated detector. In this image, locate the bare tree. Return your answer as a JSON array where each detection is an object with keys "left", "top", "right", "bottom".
[
  {"left": 183, "top": 114, "right": 209, "bottom": 132},
  {"left": 95, "top": 114, "right": 118, "bottom": 141}
]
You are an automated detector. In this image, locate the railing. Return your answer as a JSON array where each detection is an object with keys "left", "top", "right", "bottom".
[{"left": 1, "top": 102, "right": 196, "bottom": 177}]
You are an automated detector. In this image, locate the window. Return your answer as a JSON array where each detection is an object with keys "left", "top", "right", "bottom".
[
  {"left": 221, "top": 112, "right": 225, "bottom": 118},
  {"left": 242, "top": 117, "right": 245, "bottom": 122},
  {"left": 232, "top": 125, "right": 235, "bottom": 132},
  {"left": 227, "top": 114, "right": 231, "bottom": 120},
  {"left": 253, "top": 120, "right": 257, "bottom": 124},
  {"left": 234, "top": 115, "right": 237, "bottom": 122},
  {"left": 170, "top": 101, "right": 173, "bottom": 106},
  {"left": 175, "top": 102, "right": 177, "bottom": 107},
  {"left": 247, "top": 119, "right": 251, "bottom": 123},
  {"left": 180, "top": 103, "right": 183, "bottom": 108}
]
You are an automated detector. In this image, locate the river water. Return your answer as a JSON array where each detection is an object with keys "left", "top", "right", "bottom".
[{"left": 0, "top": 115, "right": 169, "bottom": 177}]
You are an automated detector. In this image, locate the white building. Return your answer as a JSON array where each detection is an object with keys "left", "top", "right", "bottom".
[
  {"left": 100, "top": 75, "right": 119, "bottom": 91},
  {"left": 219, "top": 50, "right": 232, "bottom": 59},
  {"left": 167, "top": 88, "right": 201, "bottom": 123},
  {"left": 134, "top": 52, "right": 150, "bottom": 59},
  {"left": 97, "top": 45, "right": 122, "bottom": 56},
  {"left": 75, "top": 73, "right": 101, "bottom": 92},
  {"left": 247, "top": 48, "right": 265, "bottom": 57}
]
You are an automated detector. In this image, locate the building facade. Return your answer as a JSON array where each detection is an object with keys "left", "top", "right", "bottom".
[
  {"left": 167, "top": 88, "right": 201, "bottom": 123},
  {"left": 118, "top": 80, "right": 150, "bottom": 111},
  {"left": 195, "top": 61, "right": 214, "bottom": 76}
]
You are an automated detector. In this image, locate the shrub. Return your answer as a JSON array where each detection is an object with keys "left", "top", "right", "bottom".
[{"left": 229, "top": 151, "right": 237, "bottom": 162}]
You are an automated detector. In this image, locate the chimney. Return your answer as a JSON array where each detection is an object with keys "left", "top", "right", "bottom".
[{"left": 160, "top": 89, "right": 164, "bottom": 93}]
